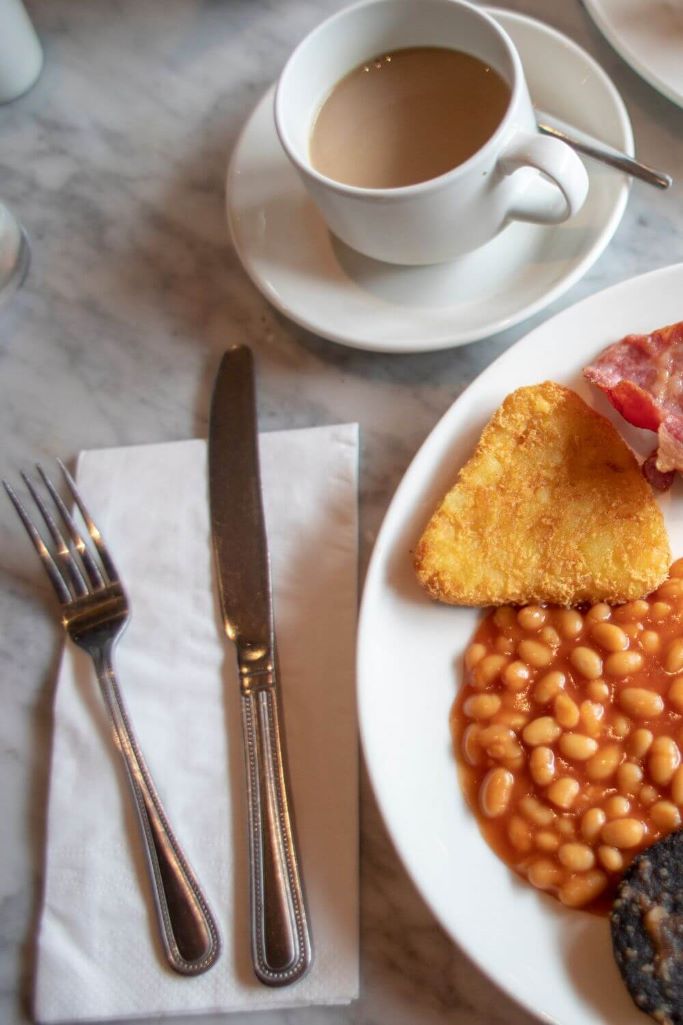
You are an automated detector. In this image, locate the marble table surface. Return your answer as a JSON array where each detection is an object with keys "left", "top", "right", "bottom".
[{"left": 2, "top": 1, "right": 683, "bottom": 1022}]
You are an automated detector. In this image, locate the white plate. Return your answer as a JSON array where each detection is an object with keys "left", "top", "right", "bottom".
[
  {"left": 226, "top": 9, "right": 632, "bottom": 353},
  {"left": 357, "top": 263, "right": 683, "bottom": 1025},
  {"left": 583, "top": 0, "right": 683, "bottom": 108}
]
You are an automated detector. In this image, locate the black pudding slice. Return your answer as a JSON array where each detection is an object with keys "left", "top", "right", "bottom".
[{"left": 611, "top": 831, "right": 683, "bottom": 1025}]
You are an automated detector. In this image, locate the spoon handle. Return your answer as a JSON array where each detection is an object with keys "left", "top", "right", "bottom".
[{"left": 535, "top": 108, "right": 672, "bottom": 190}]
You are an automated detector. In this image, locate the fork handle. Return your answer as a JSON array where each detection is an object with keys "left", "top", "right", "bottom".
[
  {"left": 94, "top": 648, "right": 221, "bottom": 975},
  {"left": 241, "top": 685, "right": 312, "bottom": 986}
]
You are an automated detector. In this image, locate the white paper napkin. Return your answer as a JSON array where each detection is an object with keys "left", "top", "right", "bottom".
[{"left": 34, "top": 424, "right": 359, "bottom": 1023}]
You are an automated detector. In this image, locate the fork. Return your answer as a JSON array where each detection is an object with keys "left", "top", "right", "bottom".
[{"left": 4, "top": 461, "right": 221, "bottom": 976}]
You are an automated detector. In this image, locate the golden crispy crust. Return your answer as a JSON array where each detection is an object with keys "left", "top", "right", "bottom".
[{"left": 414, "top": 382, "right": 671, "bottom": 607}]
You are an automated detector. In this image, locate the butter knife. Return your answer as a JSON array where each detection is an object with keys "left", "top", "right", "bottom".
[{"left": 208, "top": 345, "right": 312, "bottom": 987}]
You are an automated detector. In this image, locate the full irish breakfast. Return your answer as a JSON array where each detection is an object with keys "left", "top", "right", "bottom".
[{"left": 415, "top": 322, "right": 683, "bottom": 1024}]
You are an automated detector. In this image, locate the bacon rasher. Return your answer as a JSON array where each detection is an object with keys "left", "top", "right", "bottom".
[{"left": 584, "top": 320, "right": 683, "bottom": 485}]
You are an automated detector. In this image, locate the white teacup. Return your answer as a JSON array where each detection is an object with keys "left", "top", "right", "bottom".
[{"left": 274, "top": 0, "right": 589, "bottom": 266}]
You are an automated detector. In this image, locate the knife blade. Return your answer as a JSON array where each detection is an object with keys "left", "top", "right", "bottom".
[{"left": 208, "top": 345, "right": 312, "bottom": 987}]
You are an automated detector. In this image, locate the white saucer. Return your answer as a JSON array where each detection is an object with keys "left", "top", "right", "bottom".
[
  {"left": 583, "top": 0, "right": 683, "bottom": 108},
  {"left": 226, "top": 8, "right": 632, "bottom": 353}
]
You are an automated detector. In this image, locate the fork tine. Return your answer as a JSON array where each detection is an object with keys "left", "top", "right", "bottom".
[
  {"left": 22, "top": 472, "right": 89, "bottom": 598},
  {"left": 37, "top": 464, "right": 106, "bottom": 589},
  {"left": 57, "top": 459, "right": 118, "bottom": 582},
  {"left": 3, "top": 480, "right": 73, "bottom": 604}
]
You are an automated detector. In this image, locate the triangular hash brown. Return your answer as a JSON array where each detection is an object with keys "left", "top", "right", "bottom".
[{"left": 414, "top": 382, "right": 670, "bottom": 606}]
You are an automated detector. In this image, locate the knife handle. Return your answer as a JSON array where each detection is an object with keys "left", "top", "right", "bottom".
[{"left": 241, "top": 685, "right": 312, "bottom": 986}]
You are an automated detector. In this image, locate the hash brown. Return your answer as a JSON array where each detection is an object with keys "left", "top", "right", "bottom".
[{"left": 414, "top": 382, "right": 670, "bottom": 606}]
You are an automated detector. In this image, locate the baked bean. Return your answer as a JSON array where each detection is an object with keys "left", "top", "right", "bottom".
[
  {"left": 529, "top": 746, "right": 556, "bottom": 787},
  {"left": 586, "top": 743, "right": 622, "bottom": 781},
  {"left": 665, "top": 639, "right": 683, "bottom": 674},
  {"left": 493, "top": 606, "right": 517, "bottom": 631},
  {"left": 547, "top": 777, "right": 580, "bottom": 809},
  {"left": 519, "top": 795, "right": 555, "bottom": 826},
  {"left": 671, "top": 764, "right": 683, "bottom": 805},
  {"left": 640, "top": 784, "right": 659, "bottom": 805},
  {"left": 598, "top": 845, "right": 624, "bottom": 872},
  {"left": 462, "top": 724, "right": 483, "bottom": 766},
  {"left": 604, "top": 795, "right": 631, "bottom": 818},
  {"left": 584, "top": 783, "right": 606, "bottom": 803},
  {"left": 484, "top": 727, "right": 524, "bottom": 767},
  {"left": 618, "top": 687, "right": 664, "bottom": 719},
  {"left": 580, "top": 700, "right": 605, "bottom": 737},
  {"left": 494, "top": 635, "right": 516, "bottom": 656},
  {"left": 601, "top": 817, "right": 646, "bottom": 848},
  {"left": 465, "top": 643, "right": 487, "bottom": 670},
  {"left": 559, "top": 842, "right": 595, "bottom": 872},
  {"left": 479, "top": 768, "right": 514, "bottom": 817},
  {"left": 650, "top": 801, "right": 681, "bottom": 830},
  {"left": 533, "top": 670, "right": 566, "bottom": 704},
  {"left": 657, "top": 579, "right": 683, "bottom": 600},
  {"left": 517, "top": 606, "right": 547, "bottom": 631},
  {"left": 473, "top": 655, "right": 508, "bottom": 688},
  {"left": 540, "top": 625, "right": 561, "bottom": 648},
  {"left": 648, "top": 736, "right": 681, "bottom": 785},
  {"left": 556, "top": 609, "right": 583, "bottom": 639},
  {"left": 478, "top": 724, "right": 517, "bottom": 760},
  {"left": 668, "top": 678, "right": 683, "bottom": 713},
  {"left": 502, "top": 660, "right": 532, "bottom": 691},
  {"left": 670, "top": 558, "right": 683, "bottom": 579},
  {"left": 455, "top": 575, "right": 683, "bottom": 914},
  {"left": 614, "top": 599, "right": 649, "bottom": 621},
  {"left": 587, "top": 680, "right": 610, "bottom": 703},
  {"left": 495, "top": 710, "right": 529, "bottom": 730},
  {"left": 586, "top": 603, "right": 612, "bottom": 624},
  {"left": 502, "top": 750, "right": 525, "bottom": 772},
  {"left": 507, "top": 815, "right": 533, "bottom": 852},
  {"left": 611, "top": 714, "right": 631, "bottom": 739},
  {"left": 463, "top": 693, "right": 502, "bottom": 720},
  {"left": 498, "top": 739, "right": 525, "bottom": 770},
  {"left": 527, "top": 858, "right": 563, "bottom": 891},
  {"left": 559, "top": 733, "right": 598, "bottom": 761},
  {"left": 570, "top": 646, "right": 603, "bottom": 680},
  {"left": 536, "top": 830, "right": 560, "bottom": 852},
  {"left": 651, "top": 601, "right": 672, "bottom": 620},
  {"left": 592, "top": 622, "right": 629, "bottom": 653},
  {"left": 554, "top": 693, "right": 580, "bottom": 729},
  {"left": 640, "top": 630, "right": 661, "bottom": 654},
  {"left": 617, "top": 760, "right": 643, "bottom": 794},
  {"left": 559, "top": 870, "right": 608, "bottom": 907},
  {"left": 604, "top": 651, "right": 644, "bottom": 677},
  {"left": 518, "top": 638, "right": 554, "bottom": 668},
  {"left": 627, "top": 728, "right": 654, "bottom": 759},
  {"left": 580, "top": 807, "right": 607, "bottom": 842},
  {"left": 522, "top": 717, "right": 561, "bottom": 747}
]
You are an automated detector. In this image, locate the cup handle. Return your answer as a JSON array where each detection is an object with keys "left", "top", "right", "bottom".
[{"left": 498, "top": 130, "right": 589, "bottom": 225}]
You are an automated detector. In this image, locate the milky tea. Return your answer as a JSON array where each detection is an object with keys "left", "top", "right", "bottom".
[{"left": 309, "top": 46, "right": 511, "bottom": 189}]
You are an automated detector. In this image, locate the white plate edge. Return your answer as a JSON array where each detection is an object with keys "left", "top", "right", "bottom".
[
  {"left": 582, "top": 0, "right": 683, "bottom": 109},
  {"left": 356, "top": 260, "right": 683, "bottom": 1023}
]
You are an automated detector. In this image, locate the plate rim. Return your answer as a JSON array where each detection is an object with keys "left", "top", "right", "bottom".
[
  {"left": 225, "top": 8, "right": 632, "bottom": 353},
  {"left": 582, "top": 0, "right": 683, "bottom": 109},
  {"left": 356, "top": 260, "right": 683, "bottom": 1025}
]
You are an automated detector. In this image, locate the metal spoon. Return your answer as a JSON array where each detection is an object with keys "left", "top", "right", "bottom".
[{"left": 535, "top": 108, "right": 672, "bottom": 190}]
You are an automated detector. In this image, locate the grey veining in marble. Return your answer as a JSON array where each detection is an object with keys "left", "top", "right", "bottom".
[{"left": 2, "top": 0, "right": 683, "bottom": 1022}]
